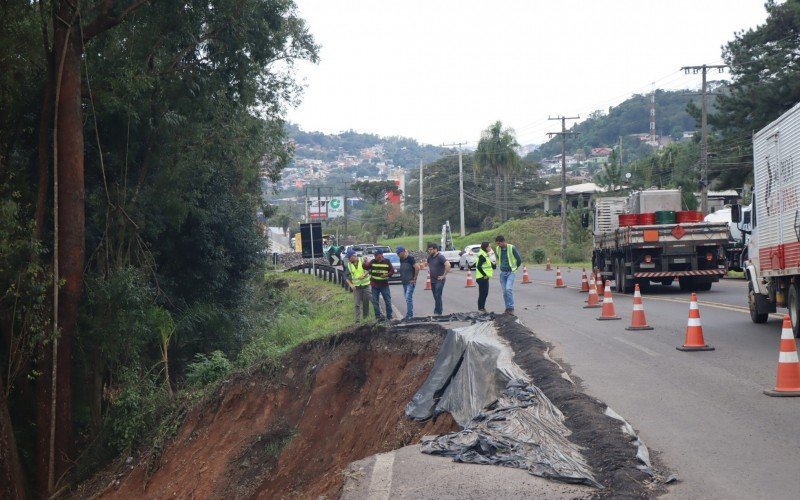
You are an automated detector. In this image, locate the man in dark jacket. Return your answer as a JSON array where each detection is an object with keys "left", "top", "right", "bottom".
[{"left": 364, "top": 249, "right": 394, "bottom": 321}]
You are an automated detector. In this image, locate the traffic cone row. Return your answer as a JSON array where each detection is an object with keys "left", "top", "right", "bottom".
[
  {"left": 597, "top": 283, "right": 621, "bottom": 320},
  {"left": 465, "top": 269, "right": 475, "bottom": 288},
  {"left": 521, "top": 266, "right": 532, "bottom": 284},
  {"left": 545, "top": 258, "right": 552, "bottom": 271},
  {"left": 596, "top": 275, "right": 604, "bottom": 297},
  {"left": 676, "top": 293, "right": 714, "bottom": 351},
  {"left": 579, "top": 269, "right": 590, "bottom": 293},
  {"left": 764, "top": 315, "right": 800, "bottom": 397},
  {"left": 425, "top": 272, "right": 432, "bottom": 290},
  {"left": 554, "top": 267, "right": 566, "bottom": 288},
  {"left": 583, "top": 273, "right": 601, "bottom": 309},
  {"left": 625, "top": 284, "right": 653, "bottom": 331}
]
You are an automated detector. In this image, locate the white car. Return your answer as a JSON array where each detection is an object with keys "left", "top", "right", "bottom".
[{"left": 458, "top": 244, "right": 496, "bottom": 270}]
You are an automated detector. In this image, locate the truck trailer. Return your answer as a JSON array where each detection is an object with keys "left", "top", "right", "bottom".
[
  {"left": 591, "top": 189, "right": 731, "bottom": 293},
  {"left": 734, "top": 100, "right": 800, "bottom": 337}
]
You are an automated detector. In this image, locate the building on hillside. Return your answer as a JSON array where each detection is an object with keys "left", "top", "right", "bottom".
[{"left": 540, "top": 182, "right": 610, "bottom": 213}]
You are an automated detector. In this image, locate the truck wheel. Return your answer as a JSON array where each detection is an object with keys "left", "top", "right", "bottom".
[
  {"left": 789, "top": 284, "right": 800, "bottom": 338},
  {"left": 679, "top": 277, "right": 694, "bottom": 292},
  {"left": 749, "top": 282, "right": 769, "bottom": 324},
  {"left": 694, "top": 282, "right": 712, "bottom": 292}
]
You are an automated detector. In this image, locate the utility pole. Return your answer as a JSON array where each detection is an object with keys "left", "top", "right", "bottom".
[
  {"left": 442, "top": 142, "right": 467, "bottom": 236},
  {"left": 548, "top": 115, "right": 580, "bottom": 259},
  {"left": 418, "top": 160, "right": 424, "bottom": 251},
  {"left": 342, "top": 184, "right": 348, "bottom": 242},
  {"left": 682, "top": 63, "right": 726, "bottom": 213}
]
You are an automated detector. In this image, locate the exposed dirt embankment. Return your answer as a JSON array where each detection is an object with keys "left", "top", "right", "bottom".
[{"left": 96, "top": 324, "right": 457, "bottom": 499}]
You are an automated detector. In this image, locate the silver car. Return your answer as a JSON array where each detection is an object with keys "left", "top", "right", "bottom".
[{"left": 458, "top": 244, "right": 496, "bottom": 270}]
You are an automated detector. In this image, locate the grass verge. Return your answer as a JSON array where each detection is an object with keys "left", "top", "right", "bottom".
[{"left": 236, "top": 272, "right": 355, "bottom": 369}]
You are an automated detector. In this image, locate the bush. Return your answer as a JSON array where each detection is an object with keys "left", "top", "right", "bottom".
[
  {"left": 531, "top": 248, "right": 546, "bottom": 264},
  {"left": 186, "top": 350, "right": 232, "bottom": 386},
  {"left": 563, "top": 246, "right": 588, "bottom": 263}
]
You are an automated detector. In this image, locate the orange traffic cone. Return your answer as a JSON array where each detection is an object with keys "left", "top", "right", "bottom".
[
  {"left": 584, "top": 275, "right": 601, "bottom": 309},
  {"left": 521, "top": 266, "right": 532, "bottom": 284},
  {"left": 625, "top": 284, "right": 653, "bottom": 331},
  {"left": 425, "top": 272, "right": 432, "bottom": 290},
  {"left": 764, "top": 315, "right": 800, "bottom": 397},
  {"left": 597, "top": 283, "right": 621, "bottom": 320},
  {"left": 579, "top": 269, "right": 590, "bottom": 293},
  {"left": 554, "top": 267, "right": 566, "bottom": 288},
  {"left": 465, "top": 269, "right": 476, "bottom": 288},
  {"left": 545, "top": 258, "right": 552, "bottom": 271},
  {"left": 677, "top": 293, "right": 714, "bottom": 351},
  {"left": 595, "top": 274, "right": 604, "bottom": 297}
]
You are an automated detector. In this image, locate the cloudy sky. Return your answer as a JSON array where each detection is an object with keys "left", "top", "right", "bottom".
[{"left": 286, "top": 0, "right": 769, "bottom": 147}]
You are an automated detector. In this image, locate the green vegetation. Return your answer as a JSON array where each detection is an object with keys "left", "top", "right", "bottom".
[
  {"left": 237, "top": 273, "right": 354, "bottom": 369},
  {"left": 530, "top": 90, "right": 700, "bottom": 163},
  {"left": 0, "top": 1, "right": 318, "bottom": 496}
]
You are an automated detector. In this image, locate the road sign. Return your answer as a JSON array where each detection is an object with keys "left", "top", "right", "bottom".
[
  {"left": 300, "top": 222, "right": 323, "bottom": 258},
  {"left": 307, "top": 196, "right": 344, "bottom": 219}
]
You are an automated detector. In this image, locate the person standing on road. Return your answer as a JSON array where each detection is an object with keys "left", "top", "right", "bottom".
[
  {"left": 396, "top": 246, "right": 419, "bottom": 320},
  {"left": 426, "top": 243, "right": 449, "bottom": 315},
  {"left": 364, "top": 249, "right": 395, "bottom": 321},
  {"left": 344, "top": 250, "right": 371, "bottom": 324},
  {"left": 475, "top": 241, "right": 496, "bottom": 312},
  {"left": 495, "top": 235, "right": 522, "bottom": 315}
]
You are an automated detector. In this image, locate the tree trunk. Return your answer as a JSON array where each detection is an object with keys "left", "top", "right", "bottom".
[
  {"left": 35, "top": 5, "right": 85, "bottom": 494},
  {"left": 34, "top": 75, "right": 53, "bottom": 240},
  {"left": 0, "top": 379, "right": 26, "bottom": 500}
]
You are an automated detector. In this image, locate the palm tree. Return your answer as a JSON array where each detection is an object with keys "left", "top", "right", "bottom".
[{"left": 474, "top": 121, "right": 520, "bottom": 221}]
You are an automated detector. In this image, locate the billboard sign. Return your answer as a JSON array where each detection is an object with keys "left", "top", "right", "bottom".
[{"left": 307, "top": 196, "right": 344, "bottom": 219}]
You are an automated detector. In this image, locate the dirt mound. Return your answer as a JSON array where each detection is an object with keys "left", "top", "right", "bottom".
[
  {"left": 94, "top": 324, "right": 458, "bottom": 499},
  {"left": 494, "top": 315, "right": 666, "bottom": 498}
]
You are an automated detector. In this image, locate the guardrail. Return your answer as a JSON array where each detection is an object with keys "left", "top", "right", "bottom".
[{"left": 285, "top": 263, "right": 350, "bottom": 291}]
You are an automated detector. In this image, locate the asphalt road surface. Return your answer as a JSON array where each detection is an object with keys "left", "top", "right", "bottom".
[{"left": 387, "top": 266, "right": 800, "bottom": 499}]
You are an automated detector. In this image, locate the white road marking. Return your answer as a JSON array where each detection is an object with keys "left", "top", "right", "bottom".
[
  {"left": 367, "top": 451, "right": 395, "bottom": 500},
  {"left": 529, "top": 279, "right": 784, "bottom": 318},
  {"left": 612, "top": 336, "right": 660, "bottom": 357}
]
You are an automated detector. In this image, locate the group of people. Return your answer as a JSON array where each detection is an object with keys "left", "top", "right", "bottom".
[{"left": 343, "top": 235, "right": 522, "bottom": 323}]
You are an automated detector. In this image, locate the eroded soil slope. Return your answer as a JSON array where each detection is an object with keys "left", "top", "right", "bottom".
[{"left": 96, "top": 324, "right": 457, "bottom": 499}]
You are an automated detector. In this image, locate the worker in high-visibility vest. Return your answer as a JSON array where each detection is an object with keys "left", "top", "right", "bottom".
[
  {"left": 495, "top": 235, "right": 523, "bottom": 315},
  {"left": 363, "top": 249, "right": 395, "bottom": 321},
  {"left": 344, "top": 250, "right": 371, "bottom": 323},
  {"left": 475, "top": 241, "right": 496, "bottom": 312}
]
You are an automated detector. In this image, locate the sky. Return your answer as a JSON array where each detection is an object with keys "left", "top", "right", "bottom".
[{"left": 286, "top": 0, "right": 770, "bottom": 147}]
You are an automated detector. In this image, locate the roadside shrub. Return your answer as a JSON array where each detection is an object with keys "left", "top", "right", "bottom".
[
  {"left": 563, "top": 246, "right": 588, "bottom": 263},
  {"left": 186, "top": 350, "right": 232, "bottom": 386},
  {"left": 105, "top": 368, "right": 166, "bottom": 453},
  {"left": 531, "top": 248, "right": 546, "bottom": 264}
]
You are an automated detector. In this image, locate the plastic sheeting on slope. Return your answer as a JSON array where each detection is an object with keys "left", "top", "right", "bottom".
[
  {"left": 405, "top": 322, "right": 600, "bottom": 487},
  {"left": 404, "top": 322, "right": 528, "bottom": 426},
  {"left": 421, "top": 380, "right": 601, "bottom": 488}
]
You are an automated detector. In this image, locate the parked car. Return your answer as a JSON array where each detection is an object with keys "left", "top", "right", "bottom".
[
  {"left": 382, "top": 252, "right": 402, "bottom": 283},
  {"left": 340, "top": 244, "right": 373, "bottom": 262},
  {"left": 458, "top": 244, "right": 496, "bottom": 270},
  {"left": 364, "top": 245, "right": 392, "bottom": 262}
]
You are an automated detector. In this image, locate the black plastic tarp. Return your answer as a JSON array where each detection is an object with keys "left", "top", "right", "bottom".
[{"left": 405, "top": 322, "right": 600, "bottom": 487}]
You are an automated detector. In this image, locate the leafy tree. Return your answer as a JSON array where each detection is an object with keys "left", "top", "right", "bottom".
[
  {"left": 595, "top": 160, "right": 624, "bottom": 192},
  {"left": 474, "top": 121, "right": 520, "bottom": 222},
  {"left": 351, "top": 180, "right": 401, "bottom": 204},
  {"left": 706, "top": 0, "right": 800, "bottom": 187}
]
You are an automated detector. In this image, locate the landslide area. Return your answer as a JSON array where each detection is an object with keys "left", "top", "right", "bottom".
[{"left": 91, "top": 324, "right": 457, "bottom": 499}]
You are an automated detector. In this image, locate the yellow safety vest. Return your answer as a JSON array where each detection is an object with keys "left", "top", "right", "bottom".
[
  {"left": 504, "top": 244, "right": 519, "bottom": 272},
  {"left": 476, "top": 249, "right": 493, "bottom": 279},
  {"left": 369, "top": 260, "right": 391, "bottom": 281},
  {"left": 348, "top": 260, "right": 370, "bottom": 287}
]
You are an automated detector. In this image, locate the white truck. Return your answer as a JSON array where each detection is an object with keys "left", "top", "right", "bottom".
[
  {"left": 733, "top": 100, "right": 800, "bottom": 337},
  {"left": 439, "top": 220, "right": 463, "bottom": 267},
  {"left": 590, "top": 189, "right": 731, "bottom": 293}
]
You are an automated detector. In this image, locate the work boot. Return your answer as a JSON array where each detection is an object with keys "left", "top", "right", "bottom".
[
  {"left": 504, "top": 309, "right": 515, "bottom": 315},
  {"left": 478, "top": 308, "right": 487, "bottom": 313}
]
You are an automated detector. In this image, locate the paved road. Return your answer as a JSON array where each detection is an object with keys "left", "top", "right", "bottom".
[{"left": 386, "top": 266, "right": 800, "bottom": 499}]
